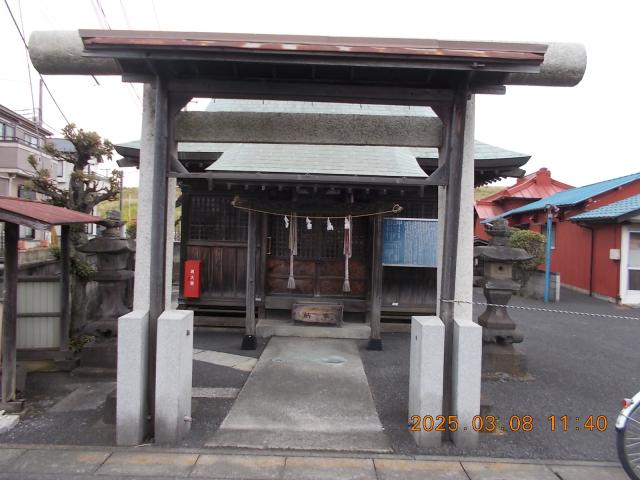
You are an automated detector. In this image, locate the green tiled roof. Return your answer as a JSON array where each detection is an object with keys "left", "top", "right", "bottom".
[
  {"left": 117, "top": 140, "right": 527, "bottom": 163},
  {"left": 206, "top": 144, "right": 427, "bottom": 178}
]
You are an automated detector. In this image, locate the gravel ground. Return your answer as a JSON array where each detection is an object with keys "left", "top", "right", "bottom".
[
  {"left": 361, "top": 287, "right": 640, "bottom": 460},
  {"left": 1, "top": 289, "right": 638, "bottom": 461}
]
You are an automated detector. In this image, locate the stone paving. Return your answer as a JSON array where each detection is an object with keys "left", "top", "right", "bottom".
[{"left": 0, "top": 446, "right": 629, "bottom": 479}]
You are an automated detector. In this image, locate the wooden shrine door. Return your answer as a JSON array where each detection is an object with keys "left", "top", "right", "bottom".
[{"left": 265, "top": 215, "right": 369, "bottom": 298}]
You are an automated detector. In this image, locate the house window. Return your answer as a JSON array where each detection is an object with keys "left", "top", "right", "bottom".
[
  {"left": 17, "top": 185, "right": 36, "bottom": 200},
  {"left": 23, "top": 132, "right": 40, "bottom": 148},
  {"left": 0, "top": 122, "right": 16, "bottom": 140}
]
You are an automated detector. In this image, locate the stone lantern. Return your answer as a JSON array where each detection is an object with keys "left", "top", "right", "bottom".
[
  {"left": 474, "top": 219, "right": 531, "bottom": 375},
  {"left": 76, "top": 210, "right": 135, "bottom": 371}
]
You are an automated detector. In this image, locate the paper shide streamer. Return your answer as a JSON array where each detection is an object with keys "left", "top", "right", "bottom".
[
  {"left": 343, "top": 215, "right": 352, "bottom": 292},
  {"left": 287, "top": 213, "right": 298, "bottom": 289}
]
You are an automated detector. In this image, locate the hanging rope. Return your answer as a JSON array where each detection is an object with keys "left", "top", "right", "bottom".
[{"left": 231, "top": 197, "right": 403, "bottom": 219}]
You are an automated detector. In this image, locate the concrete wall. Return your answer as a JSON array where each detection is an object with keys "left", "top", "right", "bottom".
[{"left": 518, "top": 270, "right": 561, "bottom": 302}]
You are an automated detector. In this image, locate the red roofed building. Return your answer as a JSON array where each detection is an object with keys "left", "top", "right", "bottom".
[{"left": 474, "top": 168, "right": 573, "bottom": 240}]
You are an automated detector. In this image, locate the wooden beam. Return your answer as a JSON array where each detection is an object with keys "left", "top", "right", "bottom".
[
  {"left": 59, "top": 225, "right": 71, "bottom": 352},
  {"left": 175, "top": 111, "right": 443, "bottom": 147},
  {"left": 368, "top": 215, "right": 384, "bottom": 350},
  {"left": 169, "top": 171, "right": 440, "bottom": 187},
  {"left": 1, "top": 222, "right": 18, "bottom": 404},
  {"left": 242, "top": 211, "right": 258, "bottom": 350}
]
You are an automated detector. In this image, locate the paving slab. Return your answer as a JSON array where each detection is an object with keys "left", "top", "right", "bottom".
[
  {"left": 193, "top": 350, "right": 257, "bottom": 372},
  {"left": 207, "top": 337, "right": 391, "bottom": 452},
  {"left": 192, "top": 454, "right": 285, "bottom": 479},
  {"left": 257, "top": 318, "right": 370, "bottom": 339},
  {"left": 5, "top": 449, "right": 110, "bottom": 475},
  {"left": 462, "top": 461, "right": 558, "bottom": 480},
  {"left": 49, "top": 382, "right": 116, "bottom": 413},
  {"left": 0, "top": 414, "right": 19, "bottom": 434},
  {"left": 550, "top": 464, "right": 629, "bottom": 479},
  {"left": 0, "top": 475, "right": 178, "bottom": 480},
  {"left": 192, "top": 387, "right": 240, "bottom": 399},
  {"left": 374, "top": 458, "right": 468, "bottom": 479},
  {"left": 0, "top": 448, "right": 24, "bottom": 466},
  {"left": 283, "top": 456, "right": 376, "bottom": 480},
  {"left": 95, "top": 452, "right": 198, "bottom": 477}
]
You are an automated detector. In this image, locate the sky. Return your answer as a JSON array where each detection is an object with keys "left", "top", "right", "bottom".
[{"left": 1, "top": 0, "right": 638, "bottom": 188}]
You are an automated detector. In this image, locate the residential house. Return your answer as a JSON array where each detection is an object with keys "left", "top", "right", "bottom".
[
  {"left": 475, "top": 167, "right": 572, "bottom": 241},
  {"left": 0, "top": 104, "right": 67, "bottom": 249},
  {"left": 496, "top": 172, "right": 640, "bottom": 304}
]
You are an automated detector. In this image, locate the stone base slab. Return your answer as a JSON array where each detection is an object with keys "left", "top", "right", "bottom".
[{"left": 482, "top": 343, "right": 528, "bottom": 376}]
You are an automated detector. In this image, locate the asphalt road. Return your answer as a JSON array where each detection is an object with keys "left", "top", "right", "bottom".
[
  {"left": 361, "top": 287, "right": 640, "bottom": 460},
  {"left": 1, "top": 288, "right": 638, "bottom": 461}
]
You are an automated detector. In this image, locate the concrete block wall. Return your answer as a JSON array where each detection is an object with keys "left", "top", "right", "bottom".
[
  {"left": 518, "top": 271, "right": 561, "bottom": 302},
  {"left": 155, "top": 309, "right": 194, "bottom": 444}
]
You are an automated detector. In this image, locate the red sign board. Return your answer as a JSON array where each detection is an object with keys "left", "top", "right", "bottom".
[{"left": 183, "top": 260, "right": 201, "bottom": 298}]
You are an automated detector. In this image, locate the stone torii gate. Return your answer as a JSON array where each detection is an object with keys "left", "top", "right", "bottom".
[{"left": 28, "top": 30, "right": 586, "bottom": 447}]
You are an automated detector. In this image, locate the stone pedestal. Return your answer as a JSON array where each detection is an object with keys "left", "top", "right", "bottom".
[
  {"left": 117, "top": 310, "right": 149, "bottom": 446},
  {"left": 409, "top": 316, "right": 444, "bottom": 448},
  {"left": 477, "top": 282, "right": 524, "bottom": 344},
  {"left": 155, "top": 310, "right": 194, "bottom": 445}
]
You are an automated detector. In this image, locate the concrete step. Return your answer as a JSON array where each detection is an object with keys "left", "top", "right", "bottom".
[{"left": 256, "top": 318, "right": 370, "bottom": 339}]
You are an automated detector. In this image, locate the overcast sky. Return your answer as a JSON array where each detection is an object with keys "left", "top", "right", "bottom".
[{"left": 1, "top": 0, "right": 637, "bottom": 188}]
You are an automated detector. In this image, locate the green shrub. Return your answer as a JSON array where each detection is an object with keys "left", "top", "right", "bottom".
[
  {"left": 509, "top": 228, "right": 546, "bottom": 271},
  {"left": 126, "top": 221, "right": 137, "bottom": 239},
  {"left": 49, "top": 245, "right": 96, "bottom": 281},
  {"left": 69, "top": 334, "right": 95, "bottom": 354}
]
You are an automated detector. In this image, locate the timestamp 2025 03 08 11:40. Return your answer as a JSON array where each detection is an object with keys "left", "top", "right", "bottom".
[{"left": 409, "top": 415, "right": 609, "bottom": 433}]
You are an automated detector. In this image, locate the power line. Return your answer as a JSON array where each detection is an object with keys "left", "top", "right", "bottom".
[
  {"left": 17, "top": 0, "right": 37, "bottom": 124},
  {"left": 89, "top": 0, "right": 142, "bottom": 109},
  {"left": 119, "top": 0, "right": 132, "bottom": 29},
  {"left": 150, "top": 0, "right": 161, "bottom": 29},
  {"left": 92, "top": 0, "right": 111, "bottom": 29},
  {"left": 3, "top": 0, "right": 70, "bottom": 125}
]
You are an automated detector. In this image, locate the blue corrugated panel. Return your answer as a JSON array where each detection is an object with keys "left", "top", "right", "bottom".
[
  {"left": 486, "top": 172, "right": 640, "bottom": 222},
  {"left": 569, "top": 194, "right": 640, "bottom": 222}
]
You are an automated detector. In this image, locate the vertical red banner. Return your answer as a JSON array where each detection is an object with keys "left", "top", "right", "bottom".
[{"left": 183, "top": 259, "right": 201, "bottom": 298}]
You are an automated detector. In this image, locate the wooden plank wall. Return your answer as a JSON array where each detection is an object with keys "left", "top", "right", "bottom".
[{"left": 186, "top": 243, "right": 247, "bottom": 300}]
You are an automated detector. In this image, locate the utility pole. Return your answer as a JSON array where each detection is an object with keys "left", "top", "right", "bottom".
[{"left": 38, "top": 78, "right": 43, "bottom": 127}]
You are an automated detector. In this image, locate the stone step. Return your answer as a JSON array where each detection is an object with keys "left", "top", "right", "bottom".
[{"left": 256, "top": 318, "right": 370, "bottom": 340}]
